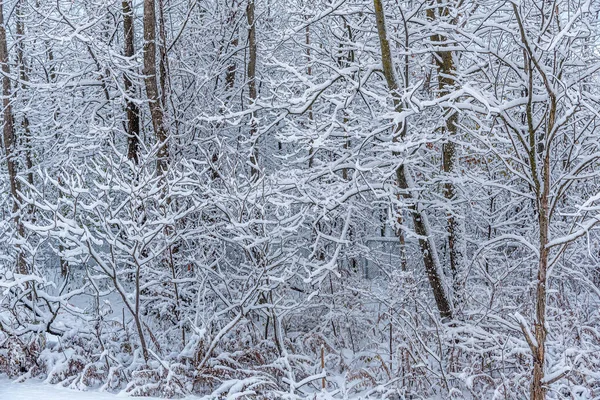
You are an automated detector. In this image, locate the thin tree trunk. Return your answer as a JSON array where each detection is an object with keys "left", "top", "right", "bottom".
[
  {"left": 15, "top": 0, "right": 33, "bottom": 187},
  {"left": 530, "top": 66, "right": 554, "bottom": 400},
  {"left": 512, "top": 5, "right": 554, "bottom": 396},
  {"left": 225, "top": 2, "right": 240, "bottom": 95},
  {"left": 143, "top": 0, "right": 169, "bottom": 175},
  {"left": 528, "top": 113, "right": 551, "bottom": 400},
  {"left": 306, "top": 22, "right": 315, "bottom": 165},
  {"left": 57, "top": 176, "right": 69, "bottom": 277},
  {"left": 123, "top": 0, "right": 141, "bottom": 164},
  {"left": 225, "top": 41, "right": 238, "bottom": 93},
  {"left": 531, "top": 193, "right": 549, "bottom": 400},
  {"left": 340, "top": 20, "right": 353, "bottom": 180},
  {"left": 373, "top": 0, "right": 452, "bottom": 320},
  {"left": 212, "top": 2, "right": 241, "bottom": 179},
  {"left": 158, "top": 0, "right": 169, "bottom": 111},
  {"left": 246, "top": 0, "right": 259, "bottom": 178},
  {"left": 0, "top": 0, "right": 26, "bottom": 274},
  {"left": 426, "top": 1, "right": 463, "bottom": 309}
]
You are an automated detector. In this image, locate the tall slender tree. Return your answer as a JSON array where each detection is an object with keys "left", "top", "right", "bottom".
[
  {"left": 15, "top": 0, "right": 33, "bottom": 187},
  {"left": 373, "top": 0, "right": 452, "bottom": 320},
  {"left": 123, "top": 0, "right": 141, "bottom": 164},
  {"left": 0, "top": 0, "right": 26, "bottom": 274},
  {"left": 144, "top": 0, "right": 169, "bottom": 175},
  {"left": 426, "top": 0, "right": 463, "bottom": 308},
  {"left": 247, "top": 0, "right": 259, "bottom": 178}
]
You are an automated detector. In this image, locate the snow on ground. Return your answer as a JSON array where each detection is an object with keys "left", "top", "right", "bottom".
[{"left": 0, "top": 378, "right": 202, "bottom": 400}]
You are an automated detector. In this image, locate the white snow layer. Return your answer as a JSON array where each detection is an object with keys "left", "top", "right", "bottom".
[{"left": 0, "top": 378, "right": 201, "bottom": 400}]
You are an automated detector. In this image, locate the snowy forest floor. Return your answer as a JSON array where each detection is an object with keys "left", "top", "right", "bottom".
[{"left": 0, "top": 377, "right": 203, "bottom": 400}]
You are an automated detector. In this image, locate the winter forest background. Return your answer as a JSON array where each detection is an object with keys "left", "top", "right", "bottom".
[{"left": 0, "top": 0, "right": 599, "bottom": 399}]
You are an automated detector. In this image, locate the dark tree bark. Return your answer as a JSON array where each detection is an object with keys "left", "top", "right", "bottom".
[
  {"left": 122, "top": 0, "right": 141, "bottom": 164},
  {"left": 426, "top": 0, "right": 463, "bottom": 309},
  {"left": 246, "top": 0, "right": 259, "bottom": 178},
  {"left": 15, "top": 0, "right": 33, "bottom": 187},
  {"left": 225, "top": 10, "right": 239, "bottom": 95},
  {"left": 373, "top": 0, "right": 452, "bottom": 320},
  {"left": 0, "top": 0, "right": 26, "bottom": 274},
  {"left": 158, "top": 0, "right": 169, "bottom": 111},
  {"left": 144, "top": 0, "right": 169, "bottom": 175}
]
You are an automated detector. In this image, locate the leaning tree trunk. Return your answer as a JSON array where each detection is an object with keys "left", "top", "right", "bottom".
[
  {"left": 122, "top": 0, "right": 141, "bottom": 164},
  {"left": 373, "top": 0, "right": 452, "bottom": 320},
  {"left": 143, "top": 0, "right": 169, "bottom": 175},
  {"left": 0, "top": 0, "right": 26, "bottom": 274}
]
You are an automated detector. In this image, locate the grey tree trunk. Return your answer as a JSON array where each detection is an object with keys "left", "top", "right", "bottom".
[{"left": 373, "top": 0, "right": 452, "bottom": 320}]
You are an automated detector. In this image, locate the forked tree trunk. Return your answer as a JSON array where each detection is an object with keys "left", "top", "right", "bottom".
[
  {"left": 512, "top": 4, "right": 555, "bottom": 397},
  {"left": 122, "top": 0, "right": 141, "bottom": 163},
  {"left": 373, "top": 0, "right": 452, "bottom": 320},
  {"left": 514, "top": 5, "right": 561, "bottom": 397}
]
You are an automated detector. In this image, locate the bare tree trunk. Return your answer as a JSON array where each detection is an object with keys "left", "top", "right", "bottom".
[
  {"left": 211, "top": 2, "right": 241, "bottom": 179},
  {"left": 340, "top": 20, "right": 354, "bottom": 180},
  {"left": 529, "top": 62, "right": 554, "bottom": 400},
  {"left": 527, "top": 108, "right": 551, "bottom": 400},
  {"left": 123, "top": 0, "right": 141, "bottom": 164},
  {"left": 225, "top": 2, "right": 240, "bottom": 95},
  {"left": 143, "top": 0, "right": 169, "bottom": 175},
  {"left": 57, "top": 176, "right": 69, "bottom": 277},
  {"left": 157, "top": 0, "right": 169, "bottom": 111},
  {"left": 134, "top": 256, "right": 150, "bottom": 362},
  {"left": 246, "top": 0, "right": 259, "bottom": 178},
  {"left": 512, "top": 5, "right": 554, "bottom": 397},
  {"left": 373, "top": 0, "right": 452, "bottom": 320},
  {"left": 225, "top": 39, "right": 238, "bottom": 93},
  {"left": 15, "top": 0, "right": 33, "bottom": 187},
  {"left": 306, "top": 22, "right": 315, "bottom": 165},
  {"left": 0, "top": 0, "right": 26, "bottom": 274},
  {"left": 426, "top": 1, "right": 463, "bottom": 309},
  {"left": 531, "top": 192, "right": 549, "bottom": 400}
]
